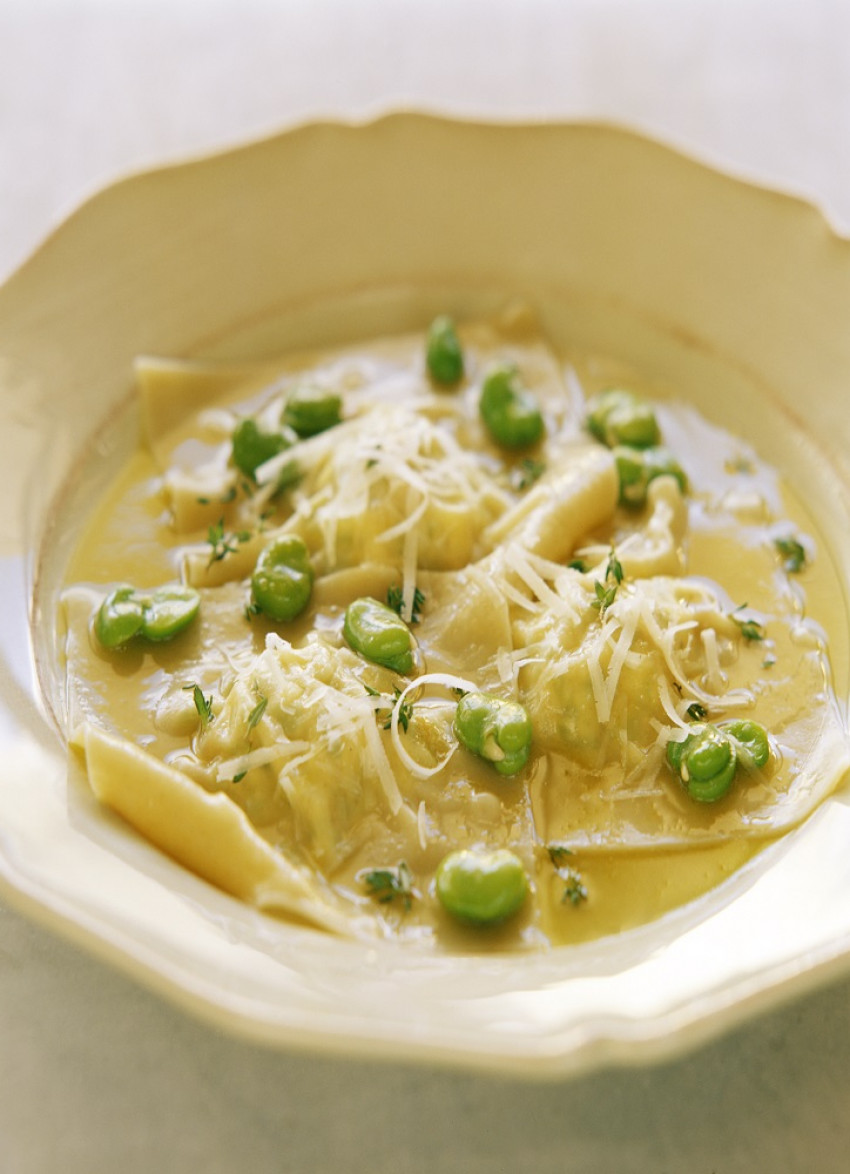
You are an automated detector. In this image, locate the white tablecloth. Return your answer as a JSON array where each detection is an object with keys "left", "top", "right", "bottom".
[{"left": 2, "top": 3, "right": 850, "bottom": 1170}]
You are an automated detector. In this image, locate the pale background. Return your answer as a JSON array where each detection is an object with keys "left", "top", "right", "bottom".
[{"left": 3, "top": 1, "right": 850, "bottom": 1170}]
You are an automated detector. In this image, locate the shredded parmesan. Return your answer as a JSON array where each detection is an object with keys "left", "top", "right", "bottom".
[
  {"left": 361, "top": 709, "right": 404, "bottom": 814},
  {"left": 502, "top": 543, "right": 580, "bottom": 620},
  {"left": 587, "top": 654, "right": 608, "bottom": 724},
  {"left": 376, "top": 492, "right": 427, "bottom": 544},
  {"left": 656, "top": 679, "right": 689, "bottom": 731},
  {"left": 700, "top": 627, "right": 727, "bottom": 694},
  {"left": 604, "top": 604, "right": 640, "bottom": 716},
  {"left": 277, "top": 749, "right": 319, "bottom": 788},
  {"left": 216, "top": 741, "right": 312, "bottom": 783},
  {"left": 417, "top": 801, "right": 429, "bottom": 850},
  {"left": 495, "top": 648, "right": 514, "bottom": 686},
  {"left": 400, "top": 524, "right": 420, "bottom": 624},
  {"left": 389, "top": 671, "right": 478, "bottom": 779}
]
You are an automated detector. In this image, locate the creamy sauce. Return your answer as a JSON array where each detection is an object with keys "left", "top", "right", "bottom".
[{"left": 59, "top": 308, "right": 850, "bottom": 947}]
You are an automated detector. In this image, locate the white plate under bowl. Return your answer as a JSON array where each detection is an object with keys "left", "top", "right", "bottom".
[{"left": 3, "top": 114, "right": 850, "bottom": 1078}]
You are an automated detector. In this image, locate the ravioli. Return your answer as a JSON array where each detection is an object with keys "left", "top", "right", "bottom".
[{"left": 59, "top": 306, "right": 850, "bottom": 947}]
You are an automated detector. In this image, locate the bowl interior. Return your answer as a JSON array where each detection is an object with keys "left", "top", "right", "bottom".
[{"left": 3, "top": 116, "right": 850, "bottom": 1076}]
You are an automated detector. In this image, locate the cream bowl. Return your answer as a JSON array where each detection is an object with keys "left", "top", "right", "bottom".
[{"left": 3, "top": 114, "right": 850, "bottom": 1077}]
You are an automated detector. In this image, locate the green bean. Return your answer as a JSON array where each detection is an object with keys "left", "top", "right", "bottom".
[
  {"left": 343, "top": 597, "right": 414, "bottom": 674},
  {"left": 479, "top": 364, "right": 544, "bottom": 448},
  {"left": 283, "top": 385, "right": 342, "bottom": 438},
  {"left": 454, "top": 691, "right": 532, "bottom": 776},
  {"left": 426, "top": 315, "right": 464, "bottom": 386},
  {"left": 250, "top": 535, "right": 313, "bottom": 622},
  {"left": 94, "top": 584, "right": 200, "bottom": 650},
  {"left": 613, "top": 444, "right": 687, "bottom": 507},
  {"left": 232, "top": 418, "right": 289, "bottom": 480},
  {"left": 586, "top": 388, "right": 660, "bottom": 449},
  {"left": 435, "top": 848, "right": 528, "bottom": 925}
]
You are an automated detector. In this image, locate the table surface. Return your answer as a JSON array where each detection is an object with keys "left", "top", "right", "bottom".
[{"left": 3, "top": 2, "right": 850, "bottom": 1170}]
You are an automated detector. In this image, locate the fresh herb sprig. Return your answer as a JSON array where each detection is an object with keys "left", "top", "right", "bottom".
[
  {"left": 227, "top": 695, "right": 270, "bottom": 784},
  {"left": 207, "top": 518, "right": 252, "bottom": 567},
  {"left": 246, "top": 695, "right": 268, "bottom": 732},
  {"left": 547, "top": 845, "right": 588, "bottom": 907},
  {"left": 775, "top": 535, "right": 807, "bottom": 574},
  {"left": 386, "top": 584, "right": 426, "bottom": 625},
  {"left": 361, "top": 861, "right": 414, "bottom": 911},
  {"left": 591, "top": 547, "right": 624, "bottom": 617},
  {"left": 510, "top": 456, "right": 546, "bottom": 491},
  {"left": 183, "top": 682, "right": 214, "bottom": 726},
  {"left": 731, "top": 604, "right": 765, "bottom": 642},
  {"left": 365, "top": 684, "right": 414, "bottom": 732}
]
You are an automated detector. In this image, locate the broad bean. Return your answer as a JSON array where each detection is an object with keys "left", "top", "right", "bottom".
[
  {"left": 586, "top": 388, "right": 659, "bottom": 449},
  {"left": 250, "top": 535, "right": 314, "bottom": 622},
  {"left": 479, "top": 365, "right": 544, "bottom": 449},
  {"left": 95, "top": 584, "right": 200, "bottom": 650},
  {"left": 436, "top": 847, "right": 528, "bottom": 925},
  {"left": 343, "top": 597, "right": 414, "bottom": 674},
  {"left": 283, "top": 386, "right": 342, "bottom": 438},
  {"left": 426, "top": 316, "right": 464, "bottom": 386},
  {"left": 454, "top": 691, "right": 532, "bottom": 776}
]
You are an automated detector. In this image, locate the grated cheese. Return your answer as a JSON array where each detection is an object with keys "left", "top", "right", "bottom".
[
  {"left": 501, "top": 543, "right": 580, "bottom": 620},
  {"left": 700, "top": 627, "right": 727, "bottom": 694},
  {"left": 216, "top": 741, "right": 312, "bottom": 783},
  {"left": 389, "top": 671, "right": 478, "bottom": 779},
  {"left": 400, "top": 522, "right": 420, "bottom": 624},
  {"left": 361, "top": 707, "right": 404, "bottom": 814},
  {"left": 587, "top": 654, "right": 608, "bottom": 724},
  {"left": 417, "top": 801, "right": 429, "bottom": 850},
  {"left": 604, "top": 603, "right": 640, "bottom": 718}
]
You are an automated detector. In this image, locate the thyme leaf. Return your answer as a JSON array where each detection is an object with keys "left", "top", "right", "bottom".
[
  {"left": 775, "top": 535, "right": 806, "bottom": 574},
  {"left": 247, "top": 696, "right": 268, "bottom": 732},
  {"left": 590, "top": 547, "right": 624, "bottom": 616},
  {"left": 365, "top": 685, "right": 414, "bottom": 733},
  {"left": 547, "top": 845, "right": 574, "bottom": 867},
  {"left": 207, "top": 518, "right": 252, "bottom": 567},
  {"left": 591, "top": 579, "right": 618, "bottom": 614},
  {"left": 183, "top": 683, "right": 214, "bottom": 726},
  {"left": 605, "top": 548, "right": 624, "bottom": 585},
  {"left": 562, "top": 872, "right": 589, "bottom": 907},
  {"left": 386, "top": 584, "right": 426, "bottom": 624},
  {"left": 731, "top": 608, "right": 765, "bottom": 642},
  {"left": 547, "top": 844, "right": 588, "bottom": 907},
  {"left": 361, "top": 861, "right": 414, "bottom": 911},
  {"left": 510, "top": 456, "right": 546, "bottom": 491}
]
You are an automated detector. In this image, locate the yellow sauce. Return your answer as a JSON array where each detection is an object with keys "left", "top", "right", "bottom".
[{"left": 58, "top": 310, "right": 850, "bottom": 948}]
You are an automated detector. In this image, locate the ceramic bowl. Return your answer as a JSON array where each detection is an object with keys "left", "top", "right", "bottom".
[{"left": 3, "top": 114, "right": 850, "bottom": 1077}]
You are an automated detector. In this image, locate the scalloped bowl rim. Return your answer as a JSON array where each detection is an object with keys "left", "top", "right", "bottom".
[{"left": 2, "top": 113, "right": 850, "bottom": 1079}]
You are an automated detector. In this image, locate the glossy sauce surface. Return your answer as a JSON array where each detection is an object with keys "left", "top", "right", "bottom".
[{"left": 60, "top": 311, "right": 850, "bottom": 947}]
